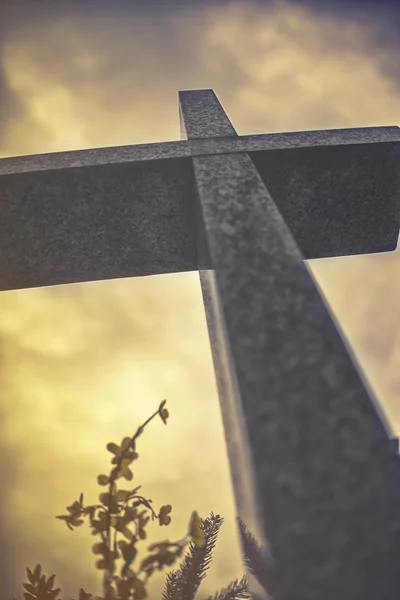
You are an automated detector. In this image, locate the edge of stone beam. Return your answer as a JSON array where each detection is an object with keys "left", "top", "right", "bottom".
[{"left": 1, "top": 126, "right": 400, "bottom": 175}]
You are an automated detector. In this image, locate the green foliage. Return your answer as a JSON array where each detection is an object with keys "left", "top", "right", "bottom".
[{"left": 14, "top": 400, "right": 273, "bottom": 600}]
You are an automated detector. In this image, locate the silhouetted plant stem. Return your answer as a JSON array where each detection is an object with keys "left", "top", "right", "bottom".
[
  {"left": 102, "top": 405, "right": 163, "bottom": 597},
  {"left": 15, "top": 399, "right": 274, "bottom": 600}
]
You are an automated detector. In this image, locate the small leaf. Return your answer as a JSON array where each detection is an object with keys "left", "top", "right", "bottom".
[
  {"left": 69, "top": 500, "right": 81, "bottom": 513},
  {"left": 106, "top": 442, "right": 120, "bottom": 455},
  {"left": 189, "top": 510, "right": 205, "bottom": 548},
  {"left": 115, "top": 489, "right": 130, "bottom": 502},
  {"left": 33, "top": 564, "right": 41, "bottom": 579},
  {"left": 123, "top": 468, "right": 133, "bottom": 481},
  {"left": 92, "top": 542, "right": 107, "bottom": 555},
  {"left": 26, "top": 568, "right": 35, "bottom": 585},
  {"left": 99, "top": 492, "right": 110, "bottom": 506},
  {"left": 120, "top": 437, "right": 132, "bottom": 452},
  {"left": 97, "top": 474, "right": 109, "bottom": 486},
  {"left": 159, "top": 408, "right": 169, "bottom": 425},
  {"left": 121, "top": 543, "right": 137, "bottom": 565},
  {"left": 158, "top": 505, "right": 172, "bottom": 526},
  {"left": 95, "top": 558, "right": 106, "bottom": 570},
  {"left": 121, "top": 526, "right": 134, "bottom": 541}
]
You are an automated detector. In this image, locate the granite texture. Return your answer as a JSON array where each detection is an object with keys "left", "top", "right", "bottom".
[
  {"left": 2, "top": 126, "right": 400, "bottom": 176},
  {"left": 250, "top": 142, "right": 400, "bottom": 257},
  {"left": 1, "top": 142, "right": 398, "bottom": 276},
  {"left": 178, "top": 88, "right": 238, "bottom": 139},
  {"left": 180, "top": 89, "right": 400, "bottom": 600},
  {"left": 0, "top": 158, "right": 198, "bottom": 290}
]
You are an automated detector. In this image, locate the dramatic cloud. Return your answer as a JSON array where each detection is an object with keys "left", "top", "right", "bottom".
[{"left": 1, "top": 0, "right": 400, "bottom": 157}]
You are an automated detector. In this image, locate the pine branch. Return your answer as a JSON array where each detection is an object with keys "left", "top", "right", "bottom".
[
  {"left": 162, "top": 512, "right": 223, "bottom": 600},
  {"left": 162, "top": 569, "right": 181, "bottom": 600},
  {"left": 236, "top": 517, "right": 275, "bottom": 596},
  {"left": 203, "top": 574, "right": 252, "bottom": 600}
]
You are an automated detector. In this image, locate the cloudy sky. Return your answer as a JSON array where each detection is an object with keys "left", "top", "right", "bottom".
[{"left": 1, "top": 0, "right": 400, "bottom": 598}]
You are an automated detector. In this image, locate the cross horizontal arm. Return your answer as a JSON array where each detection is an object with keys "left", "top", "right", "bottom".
[
  {"left": 0, "top": 129, "right": 398, "bottom": 291},
  {"left": 2, "top": 126, "right": 400, "bottom": 176}
]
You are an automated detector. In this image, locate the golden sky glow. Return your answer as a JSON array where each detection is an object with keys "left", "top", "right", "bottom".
[{"left": 1, "top": 0, "right": 400, "bottom": 598}]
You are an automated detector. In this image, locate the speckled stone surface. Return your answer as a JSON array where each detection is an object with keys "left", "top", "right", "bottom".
[
  {"left": 0, "top": 158, "right": 198, "bottom": 290},
  {"left": 178, "top": 88, "right": 238, "bottom": 139},
  {"left": 179, "top": 89, "right": 400, "bottom": 600},
  {"left": 2, "top": 127, "right": 400, "bottom": 176},
  {"left": 1, "top": 95, "right": 398, "bottom": 271},
  {"left": 250, "top": 142, "right": 400, "bottom": 257}
]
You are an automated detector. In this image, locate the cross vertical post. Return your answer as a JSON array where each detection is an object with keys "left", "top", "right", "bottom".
[{"left": 179, "top": 88, "right": 400, "bottom": 600}]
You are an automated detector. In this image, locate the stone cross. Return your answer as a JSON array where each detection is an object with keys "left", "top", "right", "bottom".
[{"left": 1, "top": 89, "right": 400, "bottom": 600}]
